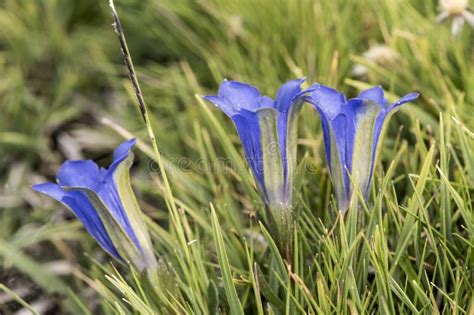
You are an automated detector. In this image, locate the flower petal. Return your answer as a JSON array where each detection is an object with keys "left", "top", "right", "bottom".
[
  {"left": 387, "top": 92, "right": 420, "bottom": 111},
  {"left": 370, "top": 92, "right": 418, "bottom": 185},
  {"left": 32, "top": 182, "right": 120, "bottom": 259},
  {"left": 274, "top": 78, "right": 305, "bottom": 112},
  {"left": 451, "top": 15, "right": 465, "bottom": 36},
  {"left": 231, "top": 110, "right": 265, "bottom": 193},
  {"left": 358, "top": 86, "right": 387, "bottom": 107},
  {"left": 113, "top": 138, "right": 137, "bottom": 161},
  {"left": 463, "top": 10, "right": 474, "bottom": 27},
  {"left": 202, "top": 95, "right": 235, "bottom": 116},
  {"left": 259, "top": 95, "right": 276, "bottom": 109},
  {"left": 327, "top": 114, "right": 351, "bottom": 210},
  {"left": 344, "top": 99, "right": 383, "bottom": 197},
  {"left": 101, "top": 148, "right": 157, "bottom": 270},
  {"left": 57, "top": 160, "right": 102, "bottom": 191},
  {"left": 99, "top": 149, "right": 141, "bottom": 250},
  {"left": 277, "top": 100, "right": 303, "bottom": 202},
  {"left": 64, "top": 186, "right": 146, "bottom": 270},
  {"left": 317, "top": 111, "right": 333, "bottom": 170},
  {"left": 256, "top": 107, "right": 284, "bottom": 209},
  {"left": 436, "top": 11, "right": 450, "bottom": 23},
  {"left": 217, "top": 80, "right": 262, "bottom": 111},
  {"left": 307, "top": 84, "right": 346, "bottom": 120}
]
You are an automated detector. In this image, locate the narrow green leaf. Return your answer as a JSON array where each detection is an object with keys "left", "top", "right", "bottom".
[
  {"left": 207, "top": 280, "right": 219, "bottom": 315},
  {"left": 391, "top": 144, "right": 435, "bottom": 271},
  {"left": 210, "top": 205, "right": 243, "bottom": 315},
  {"left": 0, "top": 284, "right": 39, "bottom": 315}
]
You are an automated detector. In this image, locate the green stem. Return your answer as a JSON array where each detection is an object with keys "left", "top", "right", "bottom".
[
  {"left": 267, "top": 203, "right": 294, "bottom": 261},
  {"left": 108, "top": 1, "right": 180, "bottom": 298},
  {"left": 108, "top": 0, "right": 177, "bottom": 215}
]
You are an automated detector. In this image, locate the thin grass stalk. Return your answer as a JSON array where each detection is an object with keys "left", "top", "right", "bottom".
[{"left": 108, "top": 0, "right": 176, "bottom": 297}]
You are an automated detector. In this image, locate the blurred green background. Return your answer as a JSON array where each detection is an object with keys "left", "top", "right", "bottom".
[{"left": 0, "top": 0, "right": 473, "bottom": 313}]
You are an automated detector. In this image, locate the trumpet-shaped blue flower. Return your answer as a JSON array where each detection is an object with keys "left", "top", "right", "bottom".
[
  {"left": 306, "top": 85, "right": 419, "bottom": 211},
  {"left": 32, "top": 139, "right": 157, "bottom": 271},
  {"left": 203, "top": 78, "right": 313, "bottom": 253}
]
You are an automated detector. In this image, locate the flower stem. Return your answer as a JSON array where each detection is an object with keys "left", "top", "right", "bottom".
[
  {"left": 267, "top": 203, "right": 294, "bottom": 260},
  {"left": 108, "top": 1, "right": 180, "bottom": 294},
  {"left": 108, "top": 0, "right": 177, "bottom": 215}
]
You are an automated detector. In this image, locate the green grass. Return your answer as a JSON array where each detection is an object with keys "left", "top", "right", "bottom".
[{"left": 0, "top": 0, "right": 473, "bottom": 313}]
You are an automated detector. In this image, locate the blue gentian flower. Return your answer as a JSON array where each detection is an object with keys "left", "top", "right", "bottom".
[
  {"left": 306, "top": 85, "right": 419, "bottom": 211},
  {"left": 203, "top": 78, "right": 313, "bottom": 253},
  {"left": 32, "top": 139, "right": 157, "bottom": 271}
]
